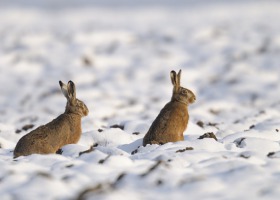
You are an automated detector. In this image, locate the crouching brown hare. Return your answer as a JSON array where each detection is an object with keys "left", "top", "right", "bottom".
[
  {"left": 143, "top": 70, "right": 196, "bottom": 146},
  {"left": 14, "top": 80, "right": 89, "bottom": 158}
]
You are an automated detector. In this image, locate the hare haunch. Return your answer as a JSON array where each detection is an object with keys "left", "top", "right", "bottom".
[
  {"left": 143, "top": 70, "right": 196, "bottom": 146},
  {"left": 14, "top": 80, "right": 89, "bottom": 158}
]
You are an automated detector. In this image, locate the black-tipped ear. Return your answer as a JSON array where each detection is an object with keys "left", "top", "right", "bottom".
[
  {"left": 59, "top": 80, "right": 63, "bottom": 87},
  {"left": 59, "top": 80, "right": 69, "bottom": 99},
  {"left": 170, "top": 70, "right": 177, "bottom": 86},
  {"left": 67, "top": 80, "right": 76, "bottom": 100},
  {"left": 177, "top": 69, "right": 182, "bottom": 86}
]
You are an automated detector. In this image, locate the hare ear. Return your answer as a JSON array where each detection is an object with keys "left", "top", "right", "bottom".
[
  {"left": 67, "top": 80, "right": 76, "bottom": 102},
  {"left": 170, "top": 70, "right": 180, "bottom": 92},
  {"left": 59, "top": 81, "right": 70, "bottom": 100},
  {"left": 177, "top": 69, "right": 182, "bottom": 86},
  {"left": 170, "top": 70, "right": 177, "bottom": 86}
]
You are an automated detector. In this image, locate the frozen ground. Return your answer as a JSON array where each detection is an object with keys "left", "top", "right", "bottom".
[{"left": 0, "top": 1, "right": 280, "bottom": 199}]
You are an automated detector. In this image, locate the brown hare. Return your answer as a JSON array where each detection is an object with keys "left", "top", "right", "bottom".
[
  {"left": 143, "top": 70, "right": 196, "bottom": 146},
  {"left": 14, "top": 80, "right": 89, "bottom": 158}
]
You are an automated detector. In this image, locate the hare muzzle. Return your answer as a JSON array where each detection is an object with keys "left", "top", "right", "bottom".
[{"left": 189, "top": 96, "right": 196, "bottom": 104}]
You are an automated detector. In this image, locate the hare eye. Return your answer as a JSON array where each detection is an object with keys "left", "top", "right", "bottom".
[{"left": 182, "top": 90, "right": 188, "bottom": 95}]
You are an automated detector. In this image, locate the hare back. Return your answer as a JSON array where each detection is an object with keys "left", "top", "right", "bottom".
[
  {"left": 143, "top": 101, "right": 189, "bottom": 145},
  {"left": 14, "top": 132, "right": 58, "bottom": 158},
  {"left": 14, "top": 114, "right": 82, "bottom": 158}
]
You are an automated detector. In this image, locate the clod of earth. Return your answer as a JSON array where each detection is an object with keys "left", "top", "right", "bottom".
[
  {"left": 65, "top": 164, "right": 74, "bottom": 168},
  {"left": 36, "top": 172, "right": 52, "bottom": 179},
  {"left": 15, "top": 124, "right": 35, "bottom": 134},
  {"left": 198, "top": 132, "right": 218, "bottom": 141},
  {"left": 128, "top": 99, "right": 137, "bottom": 106},
  {"left": 110, "top": 124, "right": 124, "bottom": 130},
  {"left": 209, "top": 109, "right": 221, "bottom": 115},
  {"left": 82, "top": 56, "right": 93, "bottom": 67},
  {"left": 196, "top": 120, "right": 204, "bottom": 128},
  {"left": 99, "top": 156, "right": 110, "bottom": 164},
  {"left": 111, "top": 173, "right": 126, "bottom": 188},
  {"left": 267, "top": 152, "right": 275, "bottom": 158},
  {"left": 77, "top": 173, "right": 125, "bottom": 200},
  {"left": 22, "top": 124, "right": 34, "bottom": 131},
  {"left": 156, "top": 179, "right": 163, "bottom": 186},
  {"left": 249, "top": 125, "right": 255, "bottom": 129},
  {"left": 208, "top": 122, "right": 219, "bottom": 128},
  {"left": 131, "top": 149, "right": 138, "bottom": 155},
  {"left": 239, "top": 154, "right": 250, "bottom": 159},
  {"left": 56, "top": 149, "right": 63, "bottom": 154},
  {"left": 79, "top": 145, "right": 95, "bottom": 156},
  {"left": 15, "top": 129, "right": 21, "bottom": 134},
  {"left": 140, "top": 160, "right": 165, "bottom": 177},
  {"left": 76, "top": 184, "right": 106, "bottom": 200},
  {"left": 234, "top": 138, "right": 246, "bottom": 148},
  {"left": 176, "top": 147, "right": 194, "bottom": 153}
]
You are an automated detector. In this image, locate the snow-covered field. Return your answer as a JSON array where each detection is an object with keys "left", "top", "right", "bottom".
[{"left": 1, "top": 1, "right": 280, "bottom": 199}]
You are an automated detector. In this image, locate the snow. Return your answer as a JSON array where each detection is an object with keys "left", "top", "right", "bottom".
[{"left": 0, "top": 1, "right": 280, "bottom": 199}]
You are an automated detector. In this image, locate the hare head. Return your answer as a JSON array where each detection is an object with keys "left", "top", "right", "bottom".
[
  {"left": 59, "top": 80, "right": 89, "bottom": 117},
  {"left": 170, "top": 70, "right": 196, "bottom": 105}
]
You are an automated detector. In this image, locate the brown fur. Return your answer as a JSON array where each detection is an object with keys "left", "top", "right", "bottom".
[
  {"left": 14, "top": 81, "right": 89, "bottom": 158},
  {"left": 143, "top": 70, "right": 196, "bottom": 146}
]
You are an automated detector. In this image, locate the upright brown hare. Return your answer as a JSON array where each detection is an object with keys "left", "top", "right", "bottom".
[
  {"left": 14, "top": 80, "right": 89, "bottom": 158},
  {"left": 143, "top": 70, "right": 196, "bottom": 146}
]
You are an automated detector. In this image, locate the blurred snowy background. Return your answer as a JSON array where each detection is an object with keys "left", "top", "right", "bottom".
[{"left": 0, "top": 0, "right": 280, "bottom": 199}]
